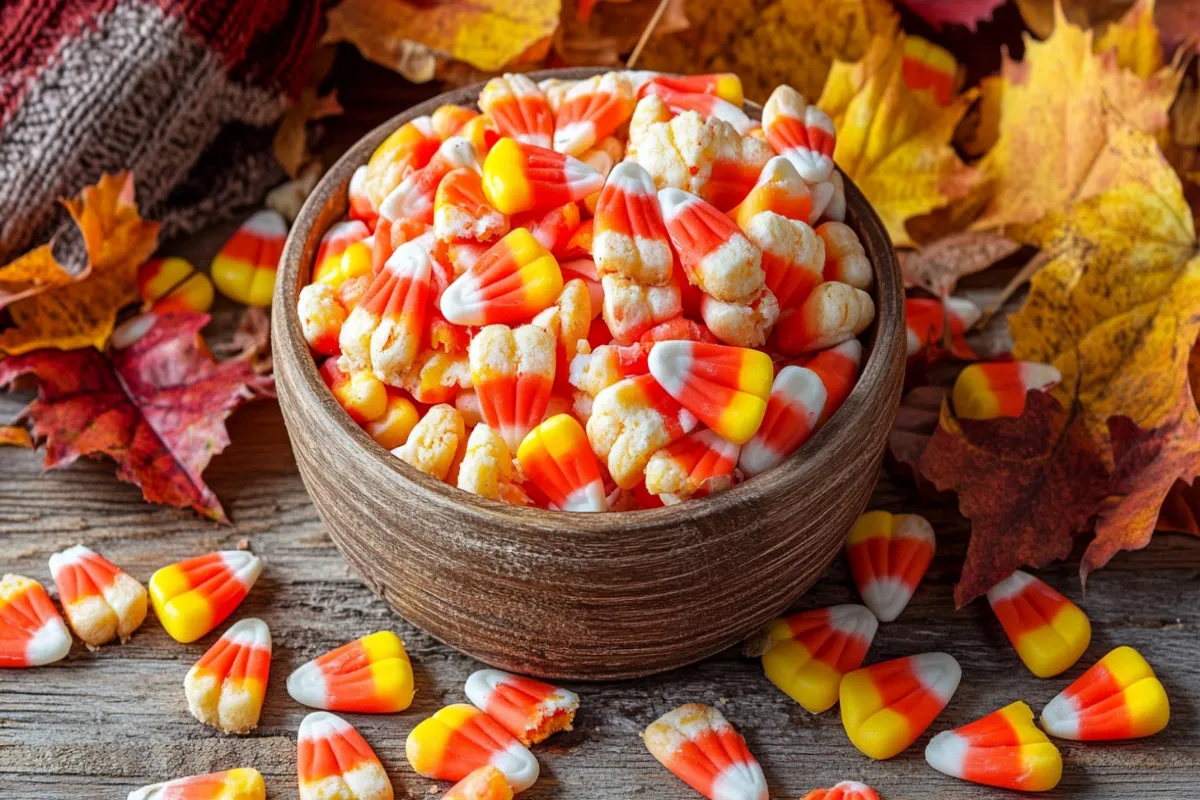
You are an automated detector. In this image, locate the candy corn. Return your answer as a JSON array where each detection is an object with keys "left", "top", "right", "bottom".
[
  {"left": 480, "top": 74, "right": 555, "bottom": 150},
  {"left": 817, "top": 222, "right": 872, "bottom": 290},
  {"left": 349, "top": 166, "right": 377, "bottom": 228},
  {"left": 791, "top": 339, "right": 863, "bottom": 425},
  {"left": 594, "top": 161, "right": 674, "bottom": 286},
  {"left": 730, "top": 157, "right": 814, "bottom": 232},
  {"left": 987, "top": 570, "right": 1091, "bottom": 678},
  {"left": 432, "top": 104, "right": 481, "bottom": 140},
  {"left": 0, "top": 574, "right": 71, "bottom": 667},
  {"left": 48, "top": 545, "right": 147, "bottom": 648},
  {"left": 364, "top": 393, "right": 419, "bottom": 450},
  {"left": 801, "top": 782, "right": 880, "bottom": 800},
  {"left": 469, "top": 324, "right": 556, "bottom": 451},
  {"left": 645, "top": 428, "right": 740, "bottom": 502},
  {"left": 840, "top": 652, "right": 962, "bottom": 759},
  {"left": 699, "top": 287, "right": 780, "bottom": 348},
  {"left": 926, "top": 701, "right": 1063, "bottom": 792},
  {"left": 435, "top": 168, "right": 510, "bottom": 243},
  {"left": 364, "top": 115, "right": 440, "bottom": 207},
  {"left": 822, "top": 171, "right": 847, "bottom": 223},
  {"left": 127, "top": 768, "right": 266, "bottom": 800},
  {"left": 905, "top": 296, "right": 980, "bottom": 361},
  {"left": 587, "top": 374, "right": 698, "bottom": 488},
  {"left": 757, "top": 604, "right": 877, "bottom": 714},
  {"left": 148, "top": 550, "right": 262, "bottom": 643},
  {"left": 288, "top": 631, "right": 414, "bottom": 713},
  {"left": 211, "top": 210, "right": 287, "bottom": 307},
  {"left": 743, "top": 211, "right": 823, "bottom": 311},
  {"left": 516, "top": 202, "right": 582, "bottom": 257},
  {"left": 640, "top": 73, "right": 744, "bottom": 105},
  {"left": 298, "top": 711, "right": 394, "bottom": 800},
  {"left": 626, "top": 95, "right": 673, "bottom": 159},
  {"left": 401, "top": 348, "right": 471, "bottom": 404},
  {"left": 773, "top": 281, "right": 875, "bottom": 355},
  {"left": 138, "top": 257, "right": 214, "bottom": 314},
  {"left": 554, "top": 72, "right": 636, "bottom": 156},
  {"left": 321, "top": 358, "right": 388, "bottom": 424},
  {"left": 185, "top": 617, "right": 271, "bottom": 734},
  {"left": 643, "top": 703, "right": 768, "bottom": 800},
  {"left": 482, "top": 138, "right": 605, "bottom": 216},
  {"left": 601, "top": 273, "right": 682, "bottom": 345},
  {"left": 659, "top": 188, "right": 764, "bottom": 304},
  {"left": 298, "top": 283, "right": 347, "bottom": 356},
  {"left": 395, "top": 404, "right": 466, "bottom": 481},
  {"left": 762, "top": 85, "right": 836, "bottom": 183},
  {"left": 952, "top": 361, "right": 1062, "bottom": 420},
  {"left": 441, "top": 228, "right": 564, "bottom": 326},
  {"left": 464, "top": 668, "right": 580, "bottom": 745},
  {"left": 407, "top": 703, "right": 540, "bottom": 791},
  {"left": 518, "top": 414, "right": 607, "bottom": 511},
  {"left": 1041, "top": 646, "right": 1170, "bottom": 741},
  {"left": 902, "top": 36, "right": 958, "bottom": 106},
  {"left": 739, "top": 365, "right": 827, "bottom": 477},
  {"left": 642, "top": 83, "right": 755, "bottom": 135},
  {"left": 847, "top": 511, "right": 935, "bottom": 622},
  {"left": 456, "top": 423, "right": 517, "bottom": 500},
  {"left": 647, "top": 341, "right": 773, "bottom": 445},
  {"left": 315, "top": 221, "right": 371, "bottom": 281},
  {"left": 443, "top": 766, "right": 514, "bottom": 800}
]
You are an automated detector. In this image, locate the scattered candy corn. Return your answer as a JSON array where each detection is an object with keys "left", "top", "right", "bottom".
[
  {"left": 407, "top": 703, "right": 540, "bottom": 791},
  {"left": 464, "top": 668, "right": 580, "bottom": 745},
  {"left": 148, "top": 551, "right": 262, "bottom": 644},
  {"left": 298, "top": 711, "right": 394, "bottom": 800},
  {"left": 554, "top": 72, "right": 636, "bottom": 156},
  {"left": 987, "top": 570, "right": 1091, "bottom": 678},
  {"left": 211, "top": 210, "right": 287, "bottom": 307},
  {"left": 288, "top": 631, "right": 414, "bottom": 713},
  {"left": 138, "top": 257, "right": 214, "bottom": 314},
  {"left": 480, "top": 74, "right": 554, "bottom": 150},
  {"left": 647, "top": 341, "right": 773, "bottom": 445},
  {"left": 443, "top": 766, "right": 514, "bottom": 800},
  {"left": 659, "top": 188, "right": 764, "bottom": 304},
  {"left": 0, "top": 574, "right": 71, "bottom": 667},
  {"left": 48, "top": 545, "right": 146, "bottom": 648},
  {"left": 762, "top": 85, "right": 836, "bottom": 183},
  {"left": 926, "top": 701, "right": 1063, "bottom": 792},
  {"left": 184, "top": 618, "right": 271, "bottom": 734},
  {"left": 847, "top": 511, "right": 936, "bottom": 622},
  {"left": 739, "top": 366, "right": 826, "bottom": 477},
  {"left": 127, "top": 768, "right": 266, "bottom": 800},
  {"left": 587, "top": 374, "right": 698, "bottom": 488},
  {"left": 1041, "top": 646, "right": 1170, "bottom": 741},
  {"left": 644, "top": 428, "right": 740, "bottom": 502},
  {"left": 594, "top": 161, "right": 674, "bottom": 286},
  {"left": 643, "top": 703, "right": 768, "bottom": 800},
  {"left": 952, "top": 361, "right": 1062, "bottom": 420},
  {"left": 469, "top": 324, "right": 556, "bottom": 451},
  {"left": 441, "top": 228, "right": 564, "bottom": 326},
  {"left": 840, "top": 652, "right": 962, "bottom": 759},
  {"left": 482, "top": 138, "right": 605, "bottom": 216},
  {"left": 800, "top": 782, "right": 880, "bottom": 800},
  {"left": 518, "top": 414, "right": 607, "bottom": 511},
  {"left": 905, "top": 296, "right": 980, "bottom": 361}
]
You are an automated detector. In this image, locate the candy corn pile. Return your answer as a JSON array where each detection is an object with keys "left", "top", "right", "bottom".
[{"left": 296, "top": 71, "right": 877, "bottom": 510}]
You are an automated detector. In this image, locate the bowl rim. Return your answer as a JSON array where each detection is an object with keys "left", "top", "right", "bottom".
[{"left": 273, "top": 67, "right": 905, "bottom": 534}]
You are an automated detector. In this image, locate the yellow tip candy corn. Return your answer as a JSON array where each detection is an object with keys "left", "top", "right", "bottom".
[
  {"left": 987, "top": 570, "right": 1091, "bottom": 678},
  {"left": 406, "top": 704, "right": 540, "bottom": 792},
  {"left": 185, "top": 618, "right": 271, "bottom": 734},
  {"left": 758, "top": 604, "right": 878, "bottom": 714},
  {"left": 840, "top": 652, "right": 961, "bottom": 760},
  {"left": 647, "top": 341, "right": 773, "bottom": 445},
  {"left": 48, "top": 545, "right": 147, "bottom": 648},
  {"left": 952, "top": 361, "right": 1062, "bottom": 420},
  {"left": 482, "top": 138, "right": 604, "bottom": 216},
  {"left": 148, "top": 550, "right": 262, "bottom": 643},
  {"left": 314, "top": 221, "right": 371, "bottom": 285},
  {"left": 1041, "top": 646, "right": 1170, "bottom": 741},
  {"left": 801, "top": 782, "right": 880, "bottom": 800},
  {"left": 440, "top": 228, "right": 563, "bottom": 326},
  {"left": 464, "top": 668, "right": 580, "bottom": 745},
  {"left": 138, "top": 257, "right": 214, "bottom": 315},
  {"left": 288, "top": 631, "right": 414, "bottom": 714},
  {"left": 640, "top": 73, "right": 744, "bottom": 106},
  {"left": 211, "top": 210, "right": 287, "bottom": 307},
  {"left": 643, "top": 703, "right": 768, "bottom": 800},
  {"left": 587, "top": 374, "right": 698, "bottom": 489},
  {"left": 298, "top": 711, "right": 394, "bottom": 800},
  {"left": 518, "top": 414, "right": 607, "bottom": 512},
  {"left": 127, "top": 768, "right": 265, "bottom": 800},
  {"left": 926, "top": 701, "right": 1063, "bottom": 792},
  {"left": 847, "top": 511, "right": 936, "bottom": 623},
  {"left": 0, "top": 574, "right": 71, "bottom": 667},
  {"left": 762, "top": 84, "right": 837, "bottom": 183},
  {"left": 731, "top": 157, "right": 814, "bottom": 232}
]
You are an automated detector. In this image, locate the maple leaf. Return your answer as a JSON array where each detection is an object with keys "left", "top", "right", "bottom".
[
  {"left": 900, "top": 231, "right": 1022, "bottom": 297},
  {"left": 0, "top": 173, "right": 158, "bottom": 356},
  {"left": 919, "top": 391, "right": 1113, "bottom": 606},
  {"left": 898, "top": 0, "right": 1006, "bottom": 30},
  {"left": 0, "top": 314, "right": 273, "bottom": 522},
  {"left": 1157, "top": 477, "right": 1200, "bottom": 533},
  {"left": 0, "top": 425, "right": 32, "bottom": 449},
  {"left": 0, "top": 248, "right": 73, "bottom": 312},
  {"left": 817, "top": 31, "right": 978, "bottom": 247},
  {"left": 1095, "top": 0, "right": 1164, "bottom": 77}
]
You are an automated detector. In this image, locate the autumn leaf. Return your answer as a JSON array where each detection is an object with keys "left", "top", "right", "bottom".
[
  {"left": 898, "top": 0, "right": 1006, "bottom": 30},
  {"left": 0, "top": 314, "right": 273, "bottom": 522},
  {"left": 0, "top": 425, "right": 32, "bottom": 449},
  {"left": 1157, "top": 477, "right": 1200, "bottom": 533},
  {"left": 887, "top": 384, "right": 946, "bottom": 489},
  {"left": 0, "top": 173, "right": 158, "bottom": 356},
  {"left": 1014, "top": 0, "right": 1139, "bottom": 38},
  {"left": 274, "top": 46, "right": 342, "bottom": 178},
  {"left": 900, "top": 231, "right": 1022, "bottom": 297},
  {"left": 0, "top": 248, "right": 74, "bottom": 312},
  {"left": 1095, "top": 0, "right": 1164, "bottom": 77}
]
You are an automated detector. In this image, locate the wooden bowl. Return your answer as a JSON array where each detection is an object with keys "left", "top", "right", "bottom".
[{"left": 273, "top": 68, "right": 905, "bottom": 680}]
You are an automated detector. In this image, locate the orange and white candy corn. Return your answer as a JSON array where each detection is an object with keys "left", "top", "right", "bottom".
[
  {"left": 185, "top": 617, "right": 271, "bottom": 734},
  {"left": 762, "top": 85, "right": 836, "bottom": 183},
  {"left": 401, "top": 348, "right": 471, "bottom": 404},
  {"left": 642, "top": 83, "right": 755, "bottom": 135},
  {"left": 817, "top": 222, "right": 871, "bottom": 290},
  {"left": 801, "top": 782, "right": 880, "bottom": 800},
  {"left": 469, "top": 324, "right": 555, "bottom": 451},
  {"left": 482, "top": 138, "right": 605, "bottom": 216},
  {"left": 926, "top": 701, "right": 1063, "bottom": 792},
  {"left": 730, "top": 157, "right": 814, "bottom": 231},
  {"left": 298, "top": 283, "right": 347, "bottom": 356},
  {"left": 407, "top": 703, "right": 540, "bottom": 791},
  {"left": 953, "top": 361, "right": 1062, "bottom": 420},
  {"left": 288, "top": 631, "right": 414, "bottom": 714},
  {"left": 480, "top": 74, "right": 554, "bottom": 150},
  {"left": 441, "top": 228, "right": 564, "bottom": 326},
  {"left": 395, "top": 404, "right": 466, "bottom": 481},
  {"left": 516, "top": 202, "right": 582, "bottom": 256},
  {"left": 739, "top": 365, "right": 827, "bottom": 477},
  {"left": 640, "top": 73, "right": 744, "bottom": 105},
  {"left": 757, "top": 605, "right": 877, "bottom": 714},
  {"left": 127, "top": 768, "right": 266, "bottom": 800},
  {"left": 648, "top": 341, "right": 773, "bottom": 445},
  {"left": 211, "top": 210, "right": 287, "bottom": 307},
  {"left": 743, "top": 211, "right": 823, "bottom": 312},
  {"left": 792, "top": 339, "right": 862, "bottom": 425},
  {"left": 601, "top": 273, "right": 682, "bottom": 345},
  {"left": 0, "top": 574, "right": 71, "bottom": 667},
  {"left": 435, "top": 168, "right": 509, "bottom": 243},
  {"left": 465, "top": 668, "right": 580, "bottom": 745},
  {"left": 443, "top": 766, "right": 513, "bottom": 800},
  {"left": 840, "top": 652, "right": 961, "bottom": 759},
  {"left": 364, "top": 115, "right": 440, "bottom": 207},
  {"left": 905, "top": 296, "right": 981, "bottom": 360},
  {"left": 594, "top": 161, "right": 674, "bottom": 285},
  {"left": 643, "top": 703, "right": 768, "bottom": 800},
  {"left": 569, "top": 341, "right": 648, "bottom": 396},
  {"left": 149, "top": 551, "right": 262, "bottom": 644},
  {"left": 48, "top": 545, "right": 147, "bottom": 648},
  {"left": 298, "top": 711, "right": 394, "bottom": 800},
  {"left": 659, "top": 188, "right": 764, "bottom": 303},
  {"left": 138, "top": 257, "right": 214, "bottom": 314},
  {"left": 821, "top": 171, "right": 847, "bottom": 223},
  {"left": 457, "top": 424, "right": 518, "bottom": 501},
  {"left": 645, "top": 428, "right": 740, "bottom": 503},
  {"left": 587, "top": 374, "right": 697, "bottom": 488},
  {"left": 376, "top": 164, "right": 440, "bottom": 228},
  {"left": 554, "top": 72, "right": 636, "bottom": 156},
  {"left": 772, "top": 281, "right": 875, "bottom": 355},
  {"left": 1041, "top": 646, "right": 1170, "bottom": 741},
  {"left": 321, "top": 358, "right": 388, "bottom": 424},
  {"left": 987, "top": 571, "right": 1090, "bottom": 678},
  {"left": 847, "top": 511, "right": 935, "bottom": 622},
  {"left": 518, "top": 414, "right": 607, "bottom": 511}
]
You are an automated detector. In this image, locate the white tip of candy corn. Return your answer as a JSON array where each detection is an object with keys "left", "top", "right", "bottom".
[
  {"left": 1039, "top": 694, "right": 1081, "bottom": 740},
  {"left": 861, "top": 577, "right": 916, "bottom": 624},
  {"left": 288, "top": 661, "right": 328, "bottom": 709},
  {"left": 28, "top": 617, "right": 73, "bottom": 666},
  {"left": 913, "top": 652, "right": 962, "bottom": 704},
  {"left": 924, "top": 730, "right": 970, "bottom": 779}
]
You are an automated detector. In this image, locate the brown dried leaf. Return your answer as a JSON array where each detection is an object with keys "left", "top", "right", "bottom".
[{"left": 900, "top": 231, "right": 1022, "bottom": 297}]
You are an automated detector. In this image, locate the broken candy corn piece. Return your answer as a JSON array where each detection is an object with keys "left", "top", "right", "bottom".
[
  {"left": 758, "top": 605, "right": 877, "bottom": 714},
  {"left": 185, "top": 617, "right": 271, "bottom": 734},
  {"left": 641, "top": 73, "right": 744, "bottom": 106},
  {"left": 469, "top": 324, "right": 556, "bottom": 451},
  {"left": 643, "top": 703, "right": 767, "bottom": 800},
  {"left": 482, "top": 138, "right": 605, "bottom": 216},
  {"left": 1041, "top": 646, "right": 1170, "bottom": 741},
  {"left": 601, "top": 273, "right": 682, "bottom": 345},
  {"left": 731, "top": 157, "right": 814, "bottom": 233},
  {"left": 648, "top": 341, "right": 773, "bottom": 445},
  {"left": 48, "top": 545, "right": 147, "bottom": 648},
  {"left": 905, "top": 296, "right": 980, "bottom": 360},
  {"left": 847, "top": 511, "right": 935, "bottom": 623},
  {"left": 457, "top": 424, "right": 518, "bottom": 500},
  {"left": 211, "top": 210, "right": 287, "bottom": 307},
  {"left": 443, "top": 766, "right": 514, "bottom": 800},
  {"left": 518, "top": 414, "right": 607, "bottom": 512},
  {"left": 817, "top": 222, "right": 871, "bottom": 290},
  {"left": 127, "top": 768, "right": 266, "bottom": 800},
  {"left": 659, "top": 187, "right": 764, "bottom": 304},
  {"left": 432, "top": 104, "right": 480, "bottom": 140},
  {"left": 926, "top": 701, "right": 1063, "bottom": 792},
  {"left": 435, "top": 168, "right": 510, "bottom": 243},
  {"left": 987, "top": 570, "right": 1091, "bottom": 678},
  {"left": 953, "top": 361, "right": 1062, "bottom": 420},
  {"left": 148, "top": 551, "right": 262, "bottom": 643},
  {"left": 700, "top": 285, "right": 779, "bottom": 348},
  {"left": 138, "top": 257, "right": 214, "bottom": 314},
  {"left": 0, "top": 574, "right": 71, "bottom": 667},
  {"left": 554, "top": 72, "right": 636, "bottom": 156},
  {"left": 739, "top": 366, "right": 826, "bottom": 477},
  {"left": 298, "top": 283, "right": 347, "bottom": 356},
  {"left": 772, "top": 281, "right": 875, "bottom": 355},
  {"left": 645, "top": 428, "right": 740, "bottom": 502},
  {"left": 299, "top": 711, "right": 394, "bottom": 800},
  {"left": 480, "top": 74, "right": 555, "bottom": 150},
  {"left": 342, "top": 238, "right": 433, "bottom": 383},
  {"left": 791, "top": 339, "right": 862, "bottom": 425},
  {"left": 594, "top": 161, "right": 674, "bottom": 286},
  {"left": 801, "top": 782, "right": 880, "bottom": 800},
  {"left": 587, "top": 374, "right": 698, "bottom": 489},
  {"left": 394, "top": 404, "right": 466, "bottom": 481},
  {"left": 288, "top": 631, "right": 414, "bottom": 713},
  {"left": 465, "top": 668, "right": 580, "bottom": 745},
  {"left": 407, "top": 703, "right": 540, "bottom": 791},
  {"left": 441, "top": 228, "right": 564, "bottom": 326},
  {"left": 762, "top": 85, "right": 836, "bottom": 183},
  {"left": 840, "top": 652, "right": 962, "bottom": 760}
]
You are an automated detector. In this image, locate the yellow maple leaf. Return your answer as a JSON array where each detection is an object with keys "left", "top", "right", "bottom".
[
  {"left": 1095, "top": 0, "right": 1164, "bottom": 77},
  {"left": 817, "top": 31, "right": 978, "bottom": 248},
  {"left": 324, "top": 0, "right": 561, "bottom": 81},
  {"left": 0, "top": 173, "right": 159, "bottom": 356}
]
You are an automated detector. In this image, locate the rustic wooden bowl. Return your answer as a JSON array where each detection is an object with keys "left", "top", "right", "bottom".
[{"left": 273, "top": 68, "right": 905, "bottom": 680}]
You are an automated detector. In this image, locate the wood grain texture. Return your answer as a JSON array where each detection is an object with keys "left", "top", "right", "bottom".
[{"left": 273, "top": 68, "right": 908, "bottom": 679}]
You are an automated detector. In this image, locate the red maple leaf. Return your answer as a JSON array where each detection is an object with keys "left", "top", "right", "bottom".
[{"left": 0, "top": 313, "right": 273, "bottom": 522}]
